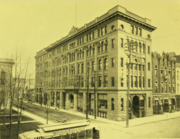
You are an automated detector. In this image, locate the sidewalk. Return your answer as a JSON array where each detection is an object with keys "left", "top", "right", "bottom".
[{"left": 23, "top": 101, "right": 180, "bottom": 128}]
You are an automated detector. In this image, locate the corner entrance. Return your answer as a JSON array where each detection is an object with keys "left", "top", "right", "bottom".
[
  {"left": 132, "top": 95, "right": 145, "bottom": 118},
  {"left": 133, "top": 96, "right": 139, "bottom": 118}
]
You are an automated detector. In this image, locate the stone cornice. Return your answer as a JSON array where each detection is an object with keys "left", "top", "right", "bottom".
[{"left": 45, "top": 5, "right": 156, "bottom": 52}]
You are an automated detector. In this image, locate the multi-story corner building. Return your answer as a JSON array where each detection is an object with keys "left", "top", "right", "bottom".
[
  {"left": 35, "top": 5, "right": 156, "bottom": 121},
  {"left": 152, "top": 52, "right": 176, "bottom": 114},
  {"left": 175, "top": 55, "right": 180, "bottom": 110},
  {"left": 0, "top": 58, "right": 14, "bottom": 113}
]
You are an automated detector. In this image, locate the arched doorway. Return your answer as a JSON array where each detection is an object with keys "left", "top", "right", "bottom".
[
  {"left": 69, "top": 94, "right": 74, "bottom": 109},
  {"left": 133, "top": 96, "right": 139, "bottom": 118}
]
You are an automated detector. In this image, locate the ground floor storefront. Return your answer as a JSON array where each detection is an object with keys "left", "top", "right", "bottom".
[
  {"left": 153, "top": 94, "right": 177, "bottom": 114},
  {"left": 35, "top": 89, "right": 153, "bottom": 121}
]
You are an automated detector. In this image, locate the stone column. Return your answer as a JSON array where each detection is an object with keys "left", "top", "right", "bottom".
[
  {"left": 66, "top": 93, "right": 70, "bottom": 110},
  {"left": 60, "top": 91, "right": 63, "bottom": 109},
  {"left": 74, "top": 93, "right": 77, "bottom": 111},
  {"left": 83, "top": 92, "right": 86, "bottom": 113}
]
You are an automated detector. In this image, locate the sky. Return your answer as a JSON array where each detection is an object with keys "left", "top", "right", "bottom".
[{"left": 0, "top": 0, "right": 180, "bottom": 77}]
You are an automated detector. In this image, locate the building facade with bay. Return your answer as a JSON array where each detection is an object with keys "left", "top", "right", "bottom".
[
  {"left": 35, "top": 5, "right": 156, "bottom": 121},
  {"left": 152, "top": 52, "right": 177, "bottom": 114}
]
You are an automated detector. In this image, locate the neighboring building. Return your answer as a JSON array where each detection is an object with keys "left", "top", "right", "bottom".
[
  {"left": 35, "top": 5, "right": 156, "bottom": 121},
  {"left": 152, "top": 52, "right": 176, "bottom": 114},
  {"left": 175, "top": 55, "right": 180, "bottom": 111},
  {"left": 0, "top": 58, "right": 14, "bottom": 113}
]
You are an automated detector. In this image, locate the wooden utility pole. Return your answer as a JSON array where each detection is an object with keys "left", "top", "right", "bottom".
[
  {"left": 124, "top": 39, "right": 136, "bottom": 128},
  {"left": 86, "top": 66, "right": 89, "bottom": 119}
]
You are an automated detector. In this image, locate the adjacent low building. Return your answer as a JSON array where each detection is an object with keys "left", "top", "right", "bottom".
[{"left": 0, "top": 58, "right": 14, "bottom": 113}]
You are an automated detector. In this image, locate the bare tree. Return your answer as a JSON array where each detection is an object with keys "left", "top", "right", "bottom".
[{"left": 1, "top": 47, "right": 33, "bottom": 138}]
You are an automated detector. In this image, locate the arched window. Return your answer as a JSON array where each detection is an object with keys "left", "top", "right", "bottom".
[
  {"left": 99, "top": 59, "right": 102, "bottom": 70},
  {"left": 104, "top": 58, "right": 108, "bottom": 70},
  {"left": 121, "top": 98, "right": 124, "bottom": 111},
  {"left": 101, "top": 42, "right": 104, "bottom": 52},
  {"left": 111, "top": 98, "right": 114, "bottom": 110}
]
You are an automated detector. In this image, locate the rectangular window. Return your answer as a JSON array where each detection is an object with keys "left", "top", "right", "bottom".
[
  {"left": 86, "top": 34, "right": 88, "bottom": 42},
  {"left": 99, "top": 76, "right": 102, "bottom": 87},
  {"left": 143, "top": 44, "right": 145, "bottom": 54},
  {"left": 134, "top": 64, "right": 137, "bottom": 70},
  {"left": 143, "top": 77, "right": 145, "bottom": 88},
  {"left": 148, "top": 63, "right": 150, "bottom": 71},
  {"left": 121, "top": 78, "right": 123, "bottom": 87},
  {"left": 121, "top": 38, "right": 123, "bottom": 48},
  {"left": 131, "top": 76, "right": 133, "bottom": 87},
  {"left": 148, "top": 79, "right": 150, "bottom": 87},
  {"left": 139, "top": 65, "right": 141, "bottom": 71},
  {"left": 82, "top": 64, "right": 84, "bottom": 73},
  {"left": 142, "top": 65, "right": 145, "bottom": 71},
  {"left": 148, "top": 97, "right": 151, "bottom": 108},
  {"left": 148, "top": 46, "right": 150, "bottom": 54},
  {"left": 1, "top": 71, "right": 5, "bottom": 85},
  {"left": 105, "top": 26, "right": 107, "bottom": 34},
  {"left": 98, "top": 29, "right": 100, "bottom": 37},
  {"left": 112, "top": 58, "right": 115, "bottom": 67},
  {"left": 121, "top": 58, "right": 123, "bottom": 67},
  {"left": 139, "top": 76, "right": 141, "bottom": 87},
  {"left": 112, "top": 39, "right": 114, "bottom": 48},
  {"left": 91, "top": 77, "right": 94, "bottom": 87},
  {"left": 139, "top": 28, "right": 142, "bottom": 36},
  {"left": 104, "top": 75, "right": 108, "bottom": 87},
  {"left": 81, "top": 78, "right": 84, "bottom": 87},
  {"left": 111, "top": 77, "right": 114, "bottom": 87},
  {"left": 135, "top": 76, "right": 137, "bottom": 87}
]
